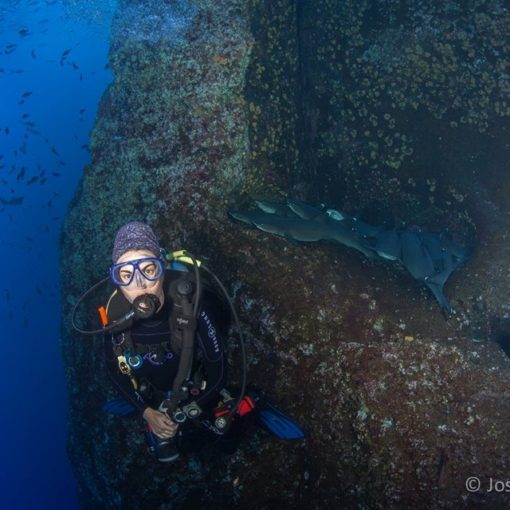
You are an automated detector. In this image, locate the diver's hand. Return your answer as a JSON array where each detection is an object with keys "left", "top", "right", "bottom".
[{"left": 143, "top": 407, "right": 179, "bottom": 439}]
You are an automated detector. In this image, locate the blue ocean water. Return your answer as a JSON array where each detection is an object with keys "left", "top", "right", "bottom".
[{"left": 0, "top": 1, "right": 116, "bottom": 508}]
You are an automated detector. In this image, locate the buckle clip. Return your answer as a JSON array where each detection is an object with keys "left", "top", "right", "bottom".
[{"left": 118, "top": 355, "right": 131, "bottom": 375}]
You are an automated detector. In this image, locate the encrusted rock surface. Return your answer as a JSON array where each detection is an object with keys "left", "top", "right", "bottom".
[{"left": 61, "top": 1, "right": 510, "bottom": 508}]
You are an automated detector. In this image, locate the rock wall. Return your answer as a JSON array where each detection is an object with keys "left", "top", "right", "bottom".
[{"left": 61, "top": 1, "right": 510, "bottom": 508}]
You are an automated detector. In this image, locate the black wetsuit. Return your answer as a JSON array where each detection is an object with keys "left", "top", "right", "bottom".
[{"left": 103, "top": 280, "right": 227, "bottom": 416}]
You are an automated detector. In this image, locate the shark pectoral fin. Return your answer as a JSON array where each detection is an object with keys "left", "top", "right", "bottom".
[
  {"left": 286, "top": 197, "right": 325, "bottom": 220},
  {"left": 360, "top": 244, "right": 378, "bottom": 259},
  {"left": 255, "top": 200, "right": 291, "bottom": 216},
  {"left": 228, "top": 210, "right": 256, "bottom": 225},
  {"left": 252, "top": 221, "right": 285, "bottom": 237}
]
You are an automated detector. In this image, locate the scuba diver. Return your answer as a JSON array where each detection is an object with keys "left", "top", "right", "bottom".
[{"left": 72, "top": 222, "right": 304, "bottom": 463}]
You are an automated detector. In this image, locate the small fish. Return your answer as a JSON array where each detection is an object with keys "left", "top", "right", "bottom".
[
  {"left": 51, "top": 172, "right": 60, "bottom": 177},
  {"left": 16, "top": 167, "right": 26, "bottom": 181},
  {"left": 27, "top": 176, "right": 39, "bottom": 185},
  {"left": 79, "top": 108, "right": 86, "bottom": 114},
  {"left": 21, "top": 91, "right": 32, "bottom": 98},
  {"left": 4, "top": 127, "right": 9, "bottom": 134},
  {"left": 71, "top": 62, "right": 78, "bottom": 70},
  {"left": 40, "top": 177, "right": 47, "bottom": 184},
  {"left": 31, "top": 49, "right": 36, "bottom": 58},
  {"left": 0, "top": 196, "right": 24, "bottom": 205},
  {"left": 19, "top": 28, "right": 30, "bottom": 36},
  {"left": 21, "top": 113, "right": 30, "bottom": 118},
  {"left": 51, "top": 147, "right": 59, "bottom": 156},
  {"left": 61, "top": 48, "right": 72, "bottom": 57}
]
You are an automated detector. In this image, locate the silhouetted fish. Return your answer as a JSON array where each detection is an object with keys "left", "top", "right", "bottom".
[{"left": 0, "top": 196, "right": 24, "bottom": 205}]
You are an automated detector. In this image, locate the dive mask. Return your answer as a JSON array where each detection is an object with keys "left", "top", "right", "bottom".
[{"left": 110, "top": 257, "right": 164, "bottom": 287}]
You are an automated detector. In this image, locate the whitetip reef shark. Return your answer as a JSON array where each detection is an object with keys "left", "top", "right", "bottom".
[{"left": 228, "top": 198, "right": 469, "bottom": 314}]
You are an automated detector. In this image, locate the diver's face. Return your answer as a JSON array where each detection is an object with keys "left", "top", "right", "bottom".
[{"left": 115, "top": 249, "right": 165, "bottom": 306}]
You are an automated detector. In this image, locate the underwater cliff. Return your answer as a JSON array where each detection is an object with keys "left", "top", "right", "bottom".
[{"left": 61, "top": 1, "right": 510, "bottom": 508}]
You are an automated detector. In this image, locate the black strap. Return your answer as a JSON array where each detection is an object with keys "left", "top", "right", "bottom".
[{"left": 160, "top": 273, "right": 199, "bottom": 416}]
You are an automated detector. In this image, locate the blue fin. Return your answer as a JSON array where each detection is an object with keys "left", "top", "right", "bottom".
[
  {"left": 257, "top": 401, "right": 305, "bottom": 440},
  {"left": 102, "top": 397, "right": 138, "bottom": 416}
]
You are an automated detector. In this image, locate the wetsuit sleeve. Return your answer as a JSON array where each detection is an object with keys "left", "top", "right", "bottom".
[
  {"left": 194, "top": 307, "right": 226, "bottom": 409},
  {"left": 103, "top": 336, "right": 149, "bottom": 415}
]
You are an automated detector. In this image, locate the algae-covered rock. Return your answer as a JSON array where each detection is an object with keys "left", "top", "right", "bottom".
[{"left": 61, "top": 1, "right": 510, "bottom": 508}]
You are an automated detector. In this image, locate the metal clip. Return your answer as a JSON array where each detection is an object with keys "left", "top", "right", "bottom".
[{"left": 118, "top": 355, "right": 131, "bottom": 375}]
